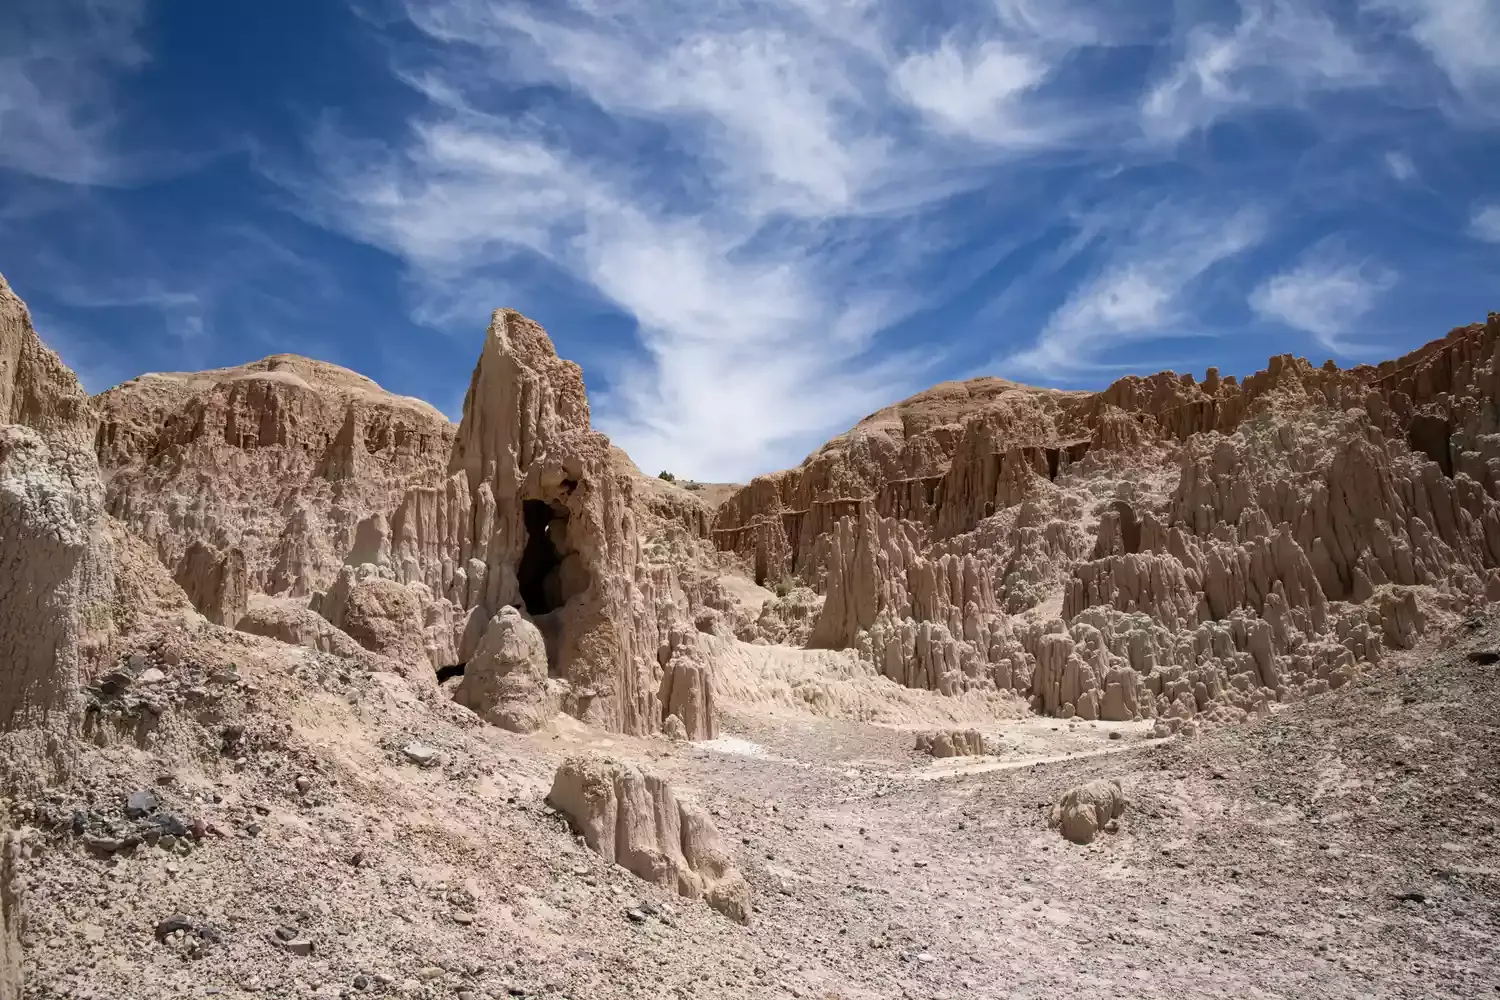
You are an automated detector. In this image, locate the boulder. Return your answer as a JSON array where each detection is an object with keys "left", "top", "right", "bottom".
[
  {"left": 323, "top": 573, "right": 428, "bottom": 670},
  {"left": 915, "top": 728, "right": 991, "bottom": 758},
  {"left": 453, "top": 607, "right": 553, "bottom": 732},
  {"left": 1050, "top": 779, "right": 1126, "bottom": 845},
  {"left": 235, "top": 597, "right": 373, "bottom": 662},
  {"left": 547, "top": 754, "right": 750, "bottom": 923}
]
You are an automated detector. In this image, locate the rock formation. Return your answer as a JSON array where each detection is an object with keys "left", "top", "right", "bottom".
[
  {"left": 313, "top": 310, "right": 709, "bottom": 735},
  {"left": 713, "top": 313, "right": 1500, "bottom": 730},
  {"left": 69, "top": 268, "right": 1500, "bottom": 740},
  {"left": 547, "top": 754, "right": 750, "bottom": 923},
  {"left": 173, "top": 540, "right": 248, "bottom": 626},
  {"left": 1050, "top": 779, "right": 1126, "bottom": 845},
  {"left": 95, "top": 352, "right": 454, "bottom": 601},
  {"left": 317, "top": 573, "right": 430, "bottom": 676},
  {"left": 915, "top": 728, "right": 991, "bottom": 758},
  {"left": 93, "top": 307, "right": 721, "bottom": 739},
  {"left": 656, "top": 625, "right": 719, "bottom": 742},
  {"left": 453, "top": 606, "right": 553, "bottom": 732},
  {"left": 0, "top": 829, "right": 19, "bottom": 1000},
  {"left": 234, "top": 596, "right": 376, "bottom": 663},
  {"left": 0, "top": 275, "right": 114, "bottom": 788}
]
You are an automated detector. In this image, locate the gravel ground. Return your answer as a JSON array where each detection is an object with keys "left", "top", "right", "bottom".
[{"left": 11, "top": 613, "right": 1499, "bottom": 999}]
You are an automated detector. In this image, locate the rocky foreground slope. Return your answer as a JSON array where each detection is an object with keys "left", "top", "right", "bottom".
[{"left": 1, "top": 268, "right": 1497, "bottom": 997}]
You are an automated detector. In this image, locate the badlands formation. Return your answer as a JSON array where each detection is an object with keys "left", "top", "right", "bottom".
[{"left": 0, "top": 268, "right": 1497, "bottom": 998}]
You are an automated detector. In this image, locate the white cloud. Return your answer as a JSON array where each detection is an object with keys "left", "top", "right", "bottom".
[
  {"left": 296, "top": 0, "right": 1487, "bottom": 480},
  {"left": 1384, "top": 151, "right": 1417, "bottom": 182},
  {"left": 301, "top": 0, "right": 1124, "bottom": 480},
  {"left": 1249, "top": 245, "right": 1396, "bottom": 352},
  {"left": 1372, "top": 0, "right": 1500, "bottom": 100},
  {"left": 307, "top": 106, "right": 938, "bottom": 480},
  {"left": 1006, "top": 204, "right": 1267, "bottom": 376},
  {"left": 1142, "top": 0, "right": 1379, "bottom": 141},
  {"left": 1471, "top": 204, "right": 1500, "bottom": 243},
  {"left": 892, "top": 38, "right": 1049, "bottom": 144},
  {"left": 404, "top": 1, "right": 900, "bottom": 219},
  {"left": 0, "top": 0, "right": 149, "bottom": 184}
]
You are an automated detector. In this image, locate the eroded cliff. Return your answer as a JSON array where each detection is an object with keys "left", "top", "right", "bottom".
[{"left": 714, "top": 314, "right": 1500, "bottom": 730}]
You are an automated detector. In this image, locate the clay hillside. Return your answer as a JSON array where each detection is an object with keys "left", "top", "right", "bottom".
[{"left": 2, "top": 269, "right": 1497, "bottom": 999}]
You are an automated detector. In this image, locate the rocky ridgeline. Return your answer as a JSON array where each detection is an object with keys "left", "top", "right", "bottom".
[
  {"left": 716, "top": 314, "right": 1500, "bottom": 730},
  {"left": 73, "top": 271, "right": 1500, "bottom": 738}
]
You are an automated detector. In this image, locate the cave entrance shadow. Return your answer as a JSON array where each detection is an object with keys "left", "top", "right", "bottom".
[{"left": 518, "top": 499, "right": 562, "bottom": 615}]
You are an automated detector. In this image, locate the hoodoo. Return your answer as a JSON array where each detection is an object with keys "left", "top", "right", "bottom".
[{"left": 712, "top": 315, "right": 1500, "bottom": 730}]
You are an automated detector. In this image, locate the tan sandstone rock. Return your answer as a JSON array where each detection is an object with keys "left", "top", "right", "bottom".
[
  {"left": 173, "top": 539, "right": 249, "bottom": 626},
  {"left": 662, "top": 714, "right": 689, "bottom": 742},
  {"left": 0, "top": 276, "right": 114, "bottom": 789},
  {"left": 454, "top": 606, "right": 553, "bottom": 732},
  {"left": 0, "top": 829, "right": 19, "bottom": 1000},
  {"left": 234, "top": 596, "right": 375, "bottom": 663},
  {"left": 86, "top": 304, "right": 723, "bottom": 738},
  {"left": 95, "top": 351, "right": 454, "bottom": 599},
  {"left": 1050, "top": 779, "right": 1126, "bottom": 845},
  {"left": 0, "top": 275, "right": 133, "bottom": 996},
  {"left": 351, "top": 309, "right": 711, "bottom": 736},
  {"left": 319, "top": 572, "right": 430, "bottom": 676},
  {"left": 657, "top": 625, "right": 719, "bottom": 742},
  {"left": 915, "top": 728, "right": 991, "bottom": 757},
  {"left": 547, "top": 754, "right": 750, "bottom": 923},
  {"left": 710, "top": 312, "right": 1500, "bottom": 731}
]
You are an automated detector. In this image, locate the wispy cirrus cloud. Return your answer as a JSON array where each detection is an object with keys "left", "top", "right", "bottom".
[
  {"left": 1141, "top": 0, "right": 1381, "bottom": 142},
  {"left": 1471, "top": 204, "right": 1500, "bottom": 243},
  {"left": 0, "top": 0, "right": 150, "bottom": 185},
  {"left": 1249, "top": 243, "right": 1397, "bottom": 354},
  {"left": 1384, "top": 150, "right": 1418, "bottom": 182},
  {"left": 301, "top": 0, "right": 1130, "bottom": 480},
  {"left": 1369, "top": 0, "right": 1500, "bottom": 108},
  {"left": 1004, "top": 203, "right": 1267, "bottom": 377}
]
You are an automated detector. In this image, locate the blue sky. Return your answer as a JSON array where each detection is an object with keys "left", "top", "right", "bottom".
[{"left": 1, "top": 0, "right": 1497, "bottom": 482}]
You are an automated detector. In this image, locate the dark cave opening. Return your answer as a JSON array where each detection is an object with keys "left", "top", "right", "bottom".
[
  {"left": 519, "top": 499, "right": 563, "bottom": 615},
  {"left": 1407, "top": 414, "right": 1453, "bottom": 478},
  {"left": 1111, "top": 500, "right": 1142, "bottom": 555}
]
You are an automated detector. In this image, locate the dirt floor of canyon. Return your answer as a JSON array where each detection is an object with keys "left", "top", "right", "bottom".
[{"left": 17, "top": 607, "right": 1499, "bottom": 1000}]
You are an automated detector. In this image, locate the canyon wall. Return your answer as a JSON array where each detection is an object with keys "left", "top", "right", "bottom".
[
  {"left": 717, "top": 314, "right": 1500, "bottom": 729},
  {"left": 94, "top": 308, "right": 721, "bottom": 739},
  {"left": 82, "top": 276, "right": 1500, "bottom": 735},
  {"left": 0, "top": 276, "right": 115, "bottom": 786}
]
